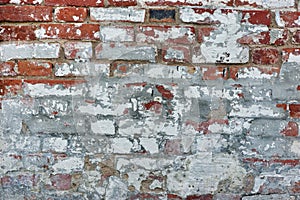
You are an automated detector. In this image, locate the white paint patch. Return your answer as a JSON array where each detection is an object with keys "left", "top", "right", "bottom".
[
  {"left": 139, "top": 138, "right": 159, "bottom": 153},
  {"left": 53, "top": 157, "right": 84, "bottom": 173},
  {"left": 91, "top": 120, "right": 115, "bottom": 135},
  {"left": 90, "top": 7, "right": 145, "bottom": 22},
  {"left": 237, "top": 67, "right": 276, "bottom": 79},
  {"left": 111, "top": 138, "right": 132, "bottom": 153},
  {"left": 291, "top": 140, "right": 300, "bottom": 156},
  {"left": 43, "top": 137, "right": 68, "bottom": 152},
  {"left": 100, "top": 26, "right": 134, "bottom": 42}
]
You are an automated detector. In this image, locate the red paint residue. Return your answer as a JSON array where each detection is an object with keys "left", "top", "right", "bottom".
[
  {"left": 185, "top": 119, "right": 228, "bottom": 134},
  {"left": 156, "top": 85, "right": 174, "bottom": 100}
]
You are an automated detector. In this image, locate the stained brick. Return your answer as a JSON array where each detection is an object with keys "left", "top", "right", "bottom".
[
  {"left": 238, "top": 29, "right": 288, "bottom": 45},
  {"left": 0, "top": 62, "right": 17, "bottom": 76},
  {"left": 63, "top": 42, "right": 93, "bottom": 59},
  {"left": 50, "top": 174, "right": 72, "bottom": 190},
  {"left": 136, "top": 26, "right": 195, "bottom": 44},
  {"left": 54, "top": 7, "right": 87, "bottom": 22},
  {"left": 252, "top": 48, "right": 279, "bottom": 65},
  {"left": 277, "top": 11, "right": 300, "bottom": 27},
  {"left": 162, "top": 45, "right": 190, "bottom": 63},
  {"left": 37, "top": 24, "right": 100, "bottom": 40},
  {"left": 0, "top": 6, "right": 52, "bottom": 22},
  {"left": 282, "top": 48, "right": 300, "bottom": 63}
]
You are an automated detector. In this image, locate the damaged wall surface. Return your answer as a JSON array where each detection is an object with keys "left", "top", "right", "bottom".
[{"left": 0, "top": 0, "right": 300, "bottom": 199}]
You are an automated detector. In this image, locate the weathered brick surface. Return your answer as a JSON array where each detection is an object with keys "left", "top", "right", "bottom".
[{"left": 0, "top": 1, "right": 300, "bottom": 199}]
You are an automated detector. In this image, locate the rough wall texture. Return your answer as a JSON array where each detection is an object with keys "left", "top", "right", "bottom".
[{"left": 0, "top": 0, "right": 300, "bottom": 199}]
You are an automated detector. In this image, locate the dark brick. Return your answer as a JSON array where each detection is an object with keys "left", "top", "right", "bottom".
[{"left": 149, "top": 9, "right": 175, "bottom": 22}]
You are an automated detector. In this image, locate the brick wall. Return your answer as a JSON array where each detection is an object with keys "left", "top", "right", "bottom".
[{"left": 0, "top": 0, "right": 300, "bottom": 199}]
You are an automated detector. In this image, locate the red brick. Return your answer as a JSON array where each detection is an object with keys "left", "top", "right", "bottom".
[
  {"left": 243, "top": 158, "right": 300, "bottom": 166},
  {"left": 137, "top": 26, "right": 195, "bottom": 44},
  {"left": 0, "top": 79, "right": 22, "bottom": 96},
  {"left": 167, "top": 194, "right": 183, "bottom": 200},
  {"left": 0, "top": 62, "right": 17, "bottom": 76},
  {"left": 45, "top": 0, "right": 104, "bottom": 6},
  {"left": 230, "top": 66, "right": 280, "bottom": 80},
  {"left": 201, "top": 66, "right": 228, "bottom": 80},
  {"left": 0, "top": 6, "right": 52, "bottom": 22},
  {"left": 281, "top": 121, "right": 298, "bottom": 137},
  {"left": 64, "top": 42, "right": 92, "bottom": 59},
  {"left": 241, "top": 10, "right": 271, "bottom": 26},
  {"left": 292, "top": 30, "right": 300, "bottom": 44},
  {"left": 39, "top": 24, "right": 100, "bottom": 40},
  {"left": 252, "top": 48, "right": 279, "bottom": 65},
  {"left": 17, "top": 61, "right": 52, "bottom": 76},
  {"left": 282, "top": 48, "right": 300, "bottom": 62},
  {"left": 1, "top": 174, "right": 39, "bottom": 188},
  {"left": 197, "top": 27, "right": 216, "bottom": 43},
  {"left": 50, "top": 174, "right": 72, "bottom": 190},
  {"left": 0, "top": 0, "right": 9, "bottom": 4},
  {"left": 278, "top": 11, "right": 300, "bottom": 27},
  {"left": 238, "top": 29, "right": 288, "bottom": 45},
  {"left": 54, "top": 7, "right": 87, "bottom": 22},
  {"left": 0, "top": 25, "right": 37, "bottom": 41},
  {"left": 143, "top": 101, "right": 162, "bottom": 114},
  {"left": 297, "top": 85, "right": 300, "bottom": 90},
  {"left": 144, "top": 0, "right": 202, "bottom": 6},
  {"left": 186, "top": 194, "right": 213, "bottom": 200},
  {"left": 107, "top": 0, "right": 137, "bottom": 6},
  {"left": 162, "top": 45, "right": 190, "bottom": 63},
  {"left": 290, "top": 104, "right": 300, "bottom": 118}
]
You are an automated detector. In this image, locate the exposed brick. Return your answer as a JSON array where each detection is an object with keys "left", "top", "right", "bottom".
[
  {"left": 45, "top": 0, "right": 104, "bottom": 6},
  {"left": 149, "top": 9, "right": 176, "bottom": 23},
  {"left": 0, "top": 25, "right": 37, "bottom": 41},
  {"left": 0, "top": 79, "right": 22, "bottom": 96},
  {"left": 290, "top": 104, "right": 300, "bottom": 118},
  {"left": 17, "top": 61, "right": 52, "bottom": 76},
  {"left": 0, "top": 62, "right": 17, "bottom": 76},
  {"left": 107, "top": 0, "right": 137, "bottom": 6},
  {"left": 0, "top": 6, "right": 52, "bottom": 22},
  {"left": 50, "top": 174, "right": 72, "bottom": 190},
  {"left": 197, "top": 27, "right": 216, "bottom": 43},
  {"left": 282, "top": 48, "right": 300, "bottom": 63},
  {"left": 186, "top": 194, "right": 213, "bottom": 200},
  {"left": 238, "top": 29, "right": 288, "bottom": 45},
  {"left": 252, "top": 48, "right": 279, "bottom": 65},
  {"left": 90, "top": 7, "right": 145, "bottom": 22},
  {"left": 137, "top": 26, "right": 195, "bottom": 44},
  {"left": 64, "top": 42, "right": 92, "bottom": 59},
  {"left": 281, "top": 121, "right": 299, "bottom": 136},
  {"left": 292, "top": 30, "right": 300, "bottom": 44},
  {"left": 95, "top": 43, "right": 156, "bottom": 62},
  {"left": 162, "top": 45, "right": 190, "bottom": 63},
  {"left": 1, "top": 0, "right": 43, "bottom": 4},
  {"left": 37, "top": 24, "right": 100, "bottom": 40},
  {"left": 143, "top": 0, "right": 203, "bottom": 6},
  {"left": 54, "top": 7, "right": 87, "bottom": 22},
  {"left": 277, "top": 11, "right": 300, "bottom": 27},
  {"left": 100, "top": 26, "right": 134, "bottom": 42}
]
